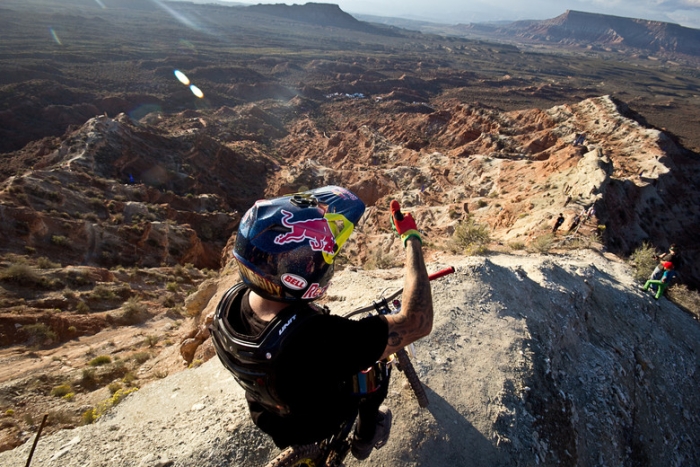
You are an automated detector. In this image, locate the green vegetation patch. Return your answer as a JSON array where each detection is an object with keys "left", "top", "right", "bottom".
[
  {"left": 88, "top": 355, "right": 112, "bottom": 366},
  {"left": 629, "top": 242, "right": 658, "bottom": 283},
  {"left": 449, "top": 217, "right": 490, "bottom": 256}
]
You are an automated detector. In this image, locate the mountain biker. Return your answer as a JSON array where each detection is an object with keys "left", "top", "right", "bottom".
[{"left": 209, "top": 186, "right": 433, "bottom": 460}]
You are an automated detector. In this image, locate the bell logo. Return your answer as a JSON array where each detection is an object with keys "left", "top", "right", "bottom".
[{"left": 281, "top": 274, "right": 307, "bottom": 291}]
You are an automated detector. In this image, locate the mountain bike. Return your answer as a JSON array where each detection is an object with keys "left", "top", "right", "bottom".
[{"left": 265, "top": 266, "right": 455, "bottom": 467}]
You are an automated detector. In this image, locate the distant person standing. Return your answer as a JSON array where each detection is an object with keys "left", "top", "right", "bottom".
[
  {"left": 568, "top": 213, "right": 582, "bottom": 233},
  {"left": 584, "top": 205, "right": 595, "bottom": 223},
  {"left": 552, "top": 213, "right": 565, "bottom": 233}
]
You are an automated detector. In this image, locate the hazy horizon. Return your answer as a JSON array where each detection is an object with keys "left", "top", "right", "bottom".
[{"left": 227, "top": 0, "right": 700, "bottom": 30}]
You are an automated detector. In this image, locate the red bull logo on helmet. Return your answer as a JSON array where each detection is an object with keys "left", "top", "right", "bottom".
[
  {"left": 274, "top": 210, "right": 336, "bottom": 255},
  {"left": 301, "top": 282, "right": 330, "bottom": 300}
]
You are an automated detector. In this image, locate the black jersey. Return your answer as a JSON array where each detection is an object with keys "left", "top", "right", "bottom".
[{"left": 211, "top": 284, "right": 388, "bottom": 447}]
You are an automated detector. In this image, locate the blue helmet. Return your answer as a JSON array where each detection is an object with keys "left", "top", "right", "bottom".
[{"left": 234, "top": 186, "right": 365, "bottom": 302}]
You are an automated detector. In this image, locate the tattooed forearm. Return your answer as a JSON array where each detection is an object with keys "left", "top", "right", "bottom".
[
  {"left": 387, "top": 332, "right": 403, "bottom": 347},
  {"left": 381, "top": 238, "right": 434, "bottom": 359}
]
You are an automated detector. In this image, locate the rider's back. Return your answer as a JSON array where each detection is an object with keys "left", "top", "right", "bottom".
[{"left": 219, "top": 285, "right": 388, "bottom": 447}]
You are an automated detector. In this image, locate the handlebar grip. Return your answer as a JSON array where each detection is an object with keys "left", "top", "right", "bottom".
[{"left": 428, "top": 266, "right": 455, "bottom": 281}]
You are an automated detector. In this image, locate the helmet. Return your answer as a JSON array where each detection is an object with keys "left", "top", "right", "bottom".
[
  {"left": 233, "top": 186, "right": 365, "bottom": 302},
  {"left": 663, "top": 261, "right": 674, "bottom": 269}
]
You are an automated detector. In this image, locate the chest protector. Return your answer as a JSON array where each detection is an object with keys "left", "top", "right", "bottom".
[{"left": 210, "top": 283, "right": 327, "bottom": 416}]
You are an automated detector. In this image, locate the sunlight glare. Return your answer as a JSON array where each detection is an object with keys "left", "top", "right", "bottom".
[
  {"left": 93, "top": 0, "right": 106, "bottom": 8},
  {"left": 174, "top": 69, "right": 191, "bottom": 86},
  {"left": 190, "top": 85, "right": 204, "bottom": 98},
  {"left": 153, "top": 0, "right": 204, "bottom": 32},
  {"left": 49, "top": 28, "right": 62, "bottom": 45}
]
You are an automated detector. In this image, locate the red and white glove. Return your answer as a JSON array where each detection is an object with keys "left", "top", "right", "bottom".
[{"left": 390, "top": 200, "right": 422, "bottom": 247}]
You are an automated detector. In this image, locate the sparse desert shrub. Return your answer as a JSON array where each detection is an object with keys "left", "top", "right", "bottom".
[
  {"left": 449, "top": 217, "right": 490, "bottom": 255},
  {"left": 666, "top": 284, "right": 700, "bottom": 321},
  {"left": 122, "top": 372, "right": 137, "bottom": 386},
  {"left": 36, "top": 257, "right": 60, "bottom": 269},
  {"left": 76, "top": 301, "right": 90, "bottom": 314},
  {"left": 90, "top": 285, "right": 117, "bottom": 300},
  {"left": 22, "top": 323, "right": 57, "bottom": 345},
  {"left": 365, "top": 247, "right": 401, "bottom": 270},
  {"left": 167, "top": 305, "right": 184, "bottom": 319},
  {"left": 48, "top": 410, "right": 73, "bottom": 425},
  {"left": 80, "top": 369, "right": 98, "bottom": 390},
  {"left": 629, "top": 242, "right": 658, "bottom": 283},
  {"left": 81, "top": 408, "right": 97, "bottom": 425},
  {"left": 50, "top": 384, "right": 73, "bottom": 398},
  {"left": 89, "top": 355, "right": 112, "bottom": 366},
  {"left": 82, "top": 388, "right": 140, "bottom": 425},
  {"left": 66, "top": 270, "right": 92, "bottom": 287},
  {"left": 508, "top": 241, "right": 526, "bottom": 251},
  {"left": 108, "top": 382, "right": 122, "bottom": 395},
  {"left": 530, "top": 234, "right": 555, "bottom": 254},
  {"left": 121, "top": 296, "right": 147, "bottom": 324},
  {"left": 88, "top": 197, "right": 103, "bottom": 209},
  {"left": 51, "top": 235, "right": 70, "bottom": 247},
  {"left": 166, "top": 281, "right": 178, "bottom": 292},
  {"left": 173, "top": 264, "right": 187, "bottom": 277},
  {"left": 109, "top": 387, "right": 137, "bottom": 407},
  {"left": 144, "top": 335, "right": 159, "bottom": 348},
  {"left": 131, "top": 352, "right": 151, "bottom": 365},
  {"left": 0, "top": 263, "right": 43, "bottom": 286},
  {"left": 159, "top": 294, "right": 178, "bottom": 308}
]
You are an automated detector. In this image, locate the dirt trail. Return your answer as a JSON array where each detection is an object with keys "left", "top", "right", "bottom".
[{"left": 1, "top": 250, "right": 698, "bottom": 467}]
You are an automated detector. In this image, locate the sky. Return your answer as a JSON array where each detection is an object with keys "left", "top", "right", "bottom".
[{"left": 230, "top": 0, "right": 700, "bottom": 29}]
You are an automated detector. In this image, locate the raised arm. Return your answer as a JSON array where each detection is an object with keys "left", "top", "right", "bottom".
[{"left": 380, "top": 202, "right": 434, "bottom": 359}]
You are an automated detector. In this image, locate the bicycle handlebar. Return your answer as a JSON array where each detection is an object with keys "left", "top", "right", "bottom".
[
  {"left": 343, "top": 266, "right": 455, "bottom": 318},
  {"left": 428, "top": 266, "right": 455, "bottom": 281}
]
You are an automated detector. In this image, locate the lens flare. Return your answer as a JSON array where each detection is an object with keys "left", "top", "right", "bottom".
[
  {"left": 190, "top": 85, "right": 204, "bottom": 98},
  {"left": 49, "top": 28, "right": 62, "bottom": 45},
  {"left": 174, "top": 69, "right": 190, "bottom": 86},
  {"left": 153, "top": 0, "right": 205, "bottom": 32}
]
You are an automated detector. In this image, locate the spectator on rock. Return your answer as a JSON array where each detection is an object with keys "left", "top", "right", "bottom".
[
  {"left": 584, "top": 205, "right": 595, "bottom": 222},
  {"left": 643, "top": 262, "right": 677, "bottom": 300},
  {"left": 568, "top": 213, "right": 582, "bottom": 233},
  {"left": 650, "top": 244, "right": 682, "bottom": 280},
  {"left": 552, "top": 213, "right": 565, "bottom": 233}
]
